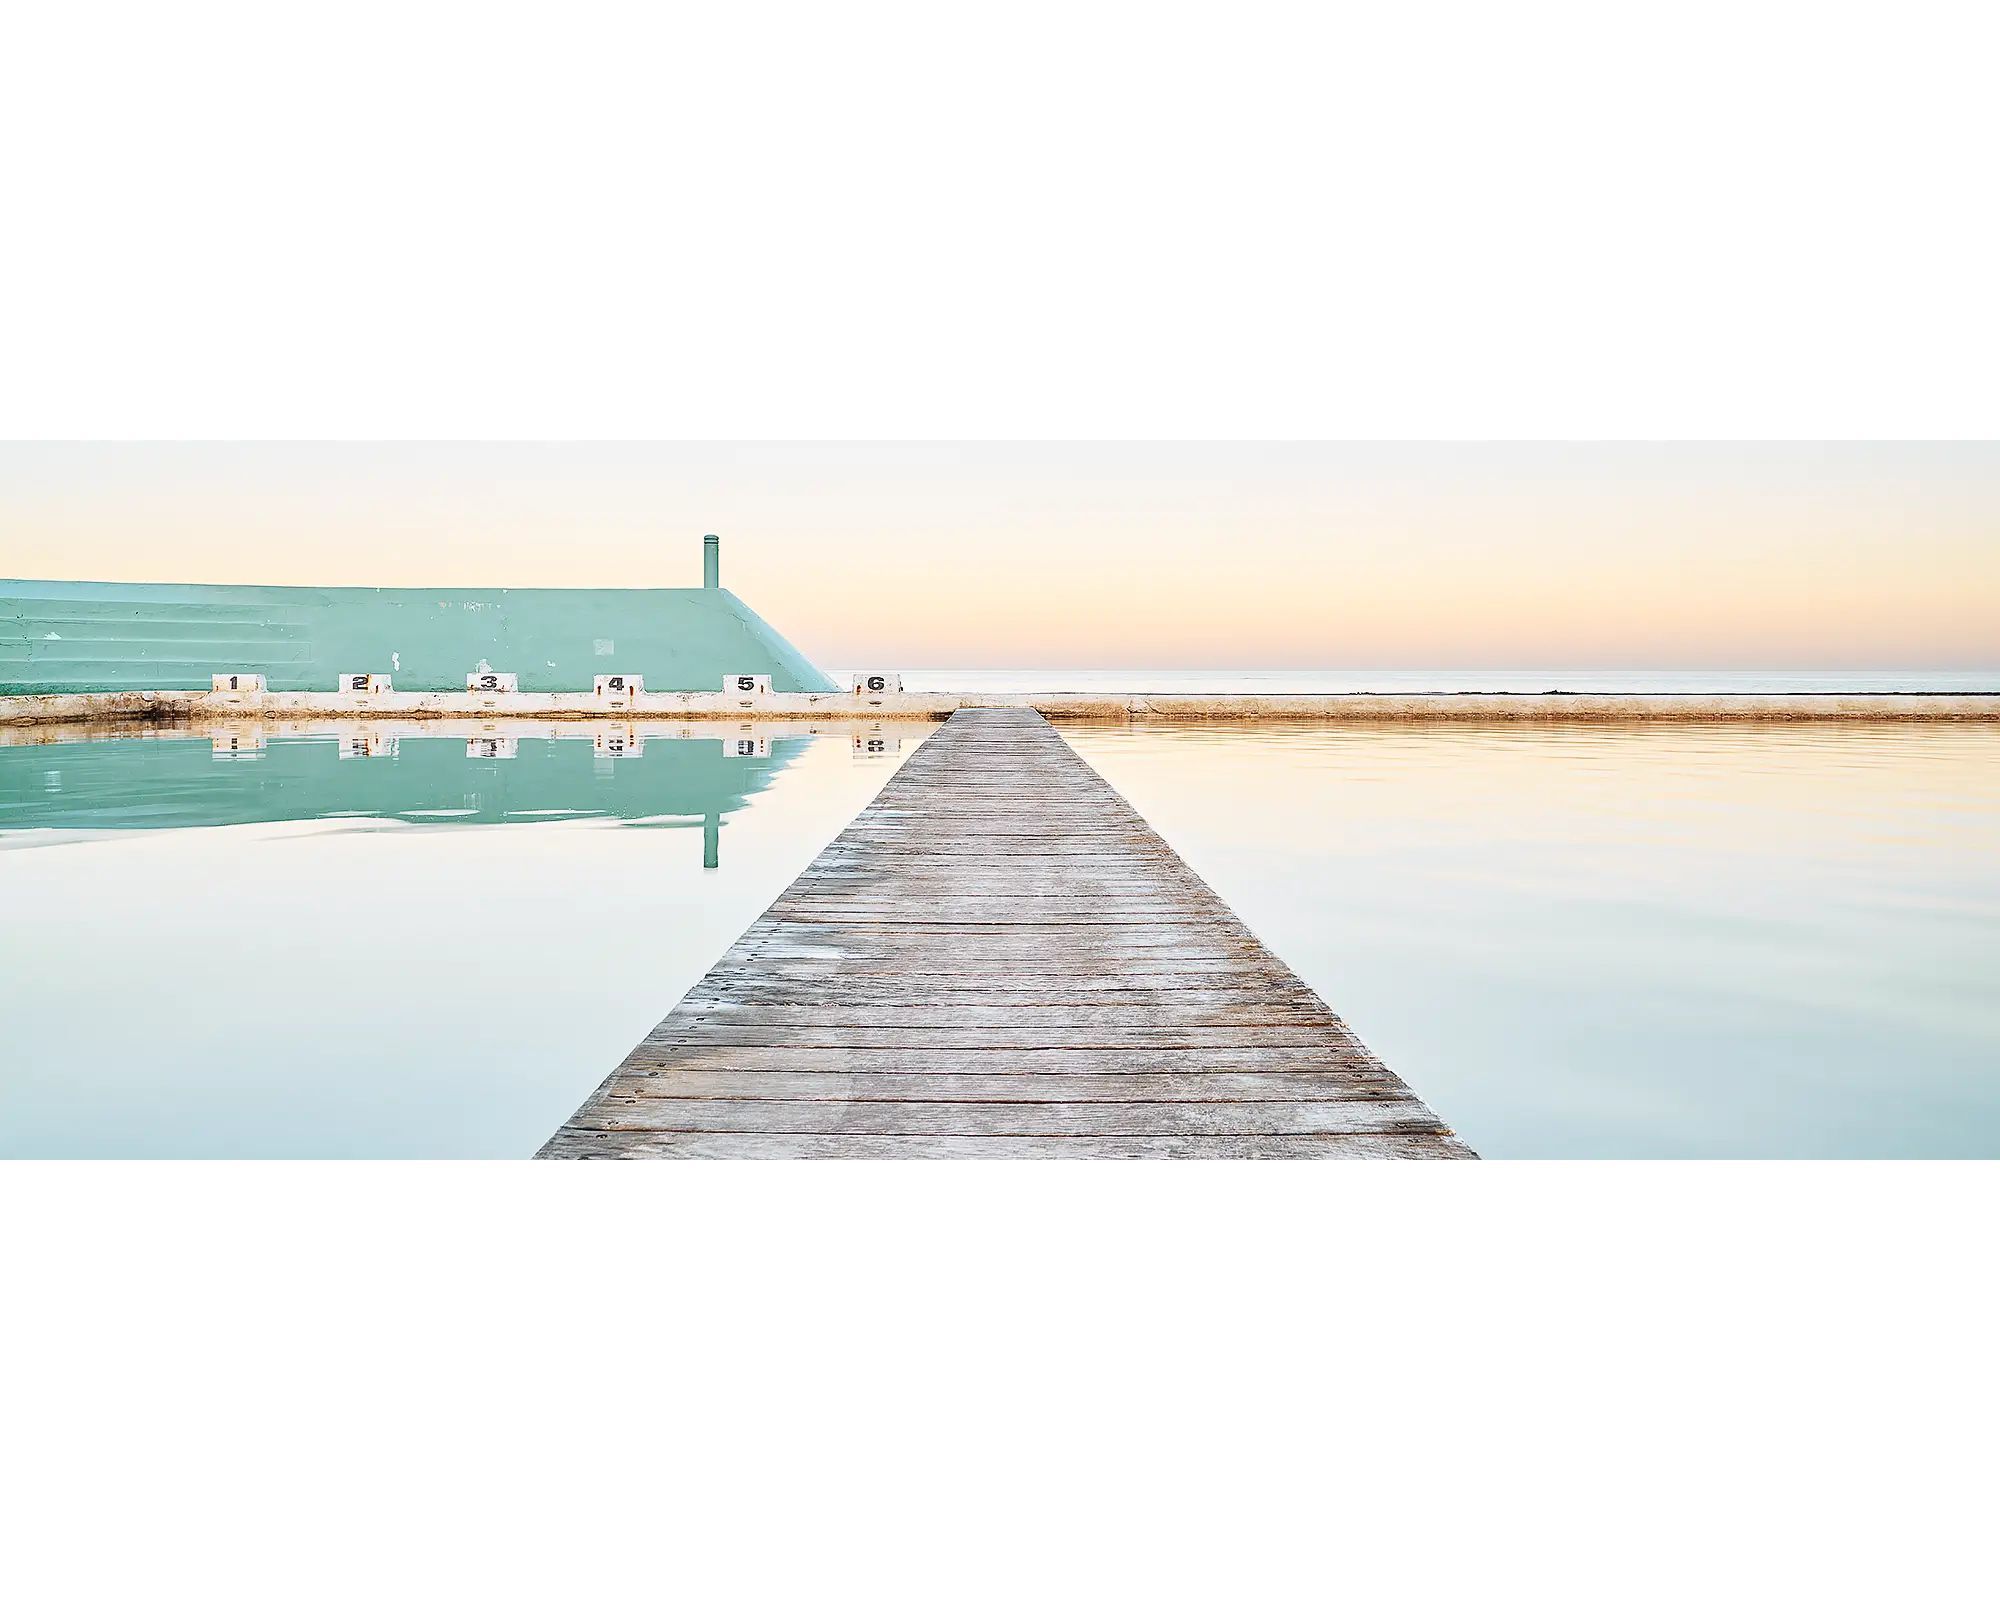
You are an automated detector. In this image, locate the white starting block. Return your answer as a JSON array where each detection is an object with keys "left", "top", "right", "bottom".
[
  {"left": 721, "top": 734, "right": 770, "bottom": 759},
  {"left": 852, "top": 730, "right": 899, "bottom": 759},
  {"left": 594, "top": 726, "right": 643, "bottom": 758},
  {"left": 338, "top": 734, "right": 398, "bottom": 759},
  {"left": 210, "top": 673, "right": 266, "bottom": 693},
  {"left": 339, "top": 673, "right": 391, "bottom": 695},
  {"left": 466, "top": 735, "right": 518, "bottom": 759},
  {"left": 852, "top": 672, "right": 902, "bottom": 695},
  {"left": 725, "top": 674, "right": 772, "bottom": 699},
  {"left": 467, "top": 671, "right": 519, "bottom": 693},
  {"left": 211, "top": 730, "right": 265, "bottom": 758},
  {"left": 595, "top": 674, "right": 642, "bottom": 707}
]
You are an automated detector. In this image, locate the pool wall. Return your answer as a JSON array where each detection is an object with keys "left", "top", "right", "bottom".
[
  {"left": 5, "top": 688, "right": 1999, "bottom": 728},
  {"left": 0, "top": 578, "right": 836, "bottom": 695}
]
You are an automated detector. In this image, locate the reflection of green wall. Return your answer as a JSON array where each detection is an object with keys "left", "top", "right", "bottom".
[
  {"left": 0, "top": 580, "right": 835, "bottom": 693},
  {"left": 0, "top": 734, "right": 807, "bottom": 831}
]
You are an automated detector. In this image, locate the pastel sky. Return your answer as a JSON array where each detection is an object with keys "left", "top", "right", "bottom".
[{"left": 2, "top": 443, "right": 1995, "bottom": 667}]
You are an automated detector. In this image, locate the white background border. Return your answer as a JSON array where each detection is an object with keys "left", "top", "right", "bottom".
[
  {"left": 1, "top": 1, "right": 1995, "bottom": 438},
  {"left": 7, "top": 1162, "right": 1994, "bottom": 1596},
  {"left": 4, "top": 3, "right": 1996, "bottom": 1594}
]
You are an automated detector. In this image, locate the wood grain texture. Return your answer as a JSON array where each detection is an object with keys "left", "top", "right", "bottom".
[{"left": 538, "top": 707, "right": 1474, "bottom": 1159}]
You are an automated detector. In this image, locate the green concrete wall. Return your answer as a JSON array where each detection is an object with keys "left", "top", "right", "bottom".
[{"left": 0, "top": 580, "right": 836, "bottom": 694}]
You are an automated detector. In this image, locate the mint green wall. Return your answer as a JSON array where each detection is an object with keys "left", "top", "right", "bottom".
[{"left": 0, "top": 581, "right": 836, "bottom": 694}]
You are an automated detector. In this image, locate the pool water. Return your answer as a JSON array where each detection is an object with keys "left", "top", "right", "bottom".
[
  {"left": 3, "top": 717, "right": 1995, "bottom": 1158},
  {"left": 0, "top": 721, "right": 931, "bottom": 1157},
  {"left": 1062, "top": 721, "right": 2000, "bottom": 1158}
]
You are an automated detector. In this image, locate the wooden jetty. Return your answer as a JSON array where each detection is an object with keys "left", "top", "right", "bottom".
[{"left": 539, "top": 708, "right": 1474, "bottom": 1159}]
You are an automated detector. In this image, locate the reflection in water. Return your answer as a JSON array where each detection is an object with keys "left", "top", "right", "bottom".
[
  {"left": 1063, "top": 720, "right": 2000, "bottom": 1159},
  {"left": 0, "top": 720, "right": 827, "bottom": 869},
  {"left": 0, "top": 720, "right": 928, "bottom": 1157}
]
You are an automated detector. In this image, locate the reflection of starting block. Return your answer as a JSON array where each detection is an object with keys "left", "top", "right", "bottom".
[
  {"left": 338, "top": 673, "right": 391, "bottom": 695},
  {"left": 852, "top": 730, "right": 899, "bottom": 759},
  {"left": 594, "top": 674, "right": 642, "bottom": 708},
  {"left": 852, "top": 672, "right": 902, "bottom": 695},
  {"left": 339, "top": 734, "right": 399, "bottom": 759},
  {"left": 210, "top": 673, "right": 266, "bottom": 693},
  {"left": 594, "top": 727, "right": 643, "bottom": 758},
  {"left": 721, "top": 734, "right": 770, "bottom": 759},
  {"left": 211, "top": 731, "right": 265, "bottom": 759},
  {"left": 466, "top": 672, "right": 519, "bottom": 693},
  {"left": 724, "top": 674, "right": 772, "bottom": 699},
  {"left": 466, "top": 736, "right": 517, "bottom": 759}
]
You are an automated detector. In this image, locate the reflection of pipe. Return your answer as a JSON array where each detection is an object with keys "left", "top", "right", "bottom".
[
  {"left": 703, "top": 810, "right": 719, "bottom": 869},
  {"left": 703, "top": 534, "right": 719, "bottom": 590}
]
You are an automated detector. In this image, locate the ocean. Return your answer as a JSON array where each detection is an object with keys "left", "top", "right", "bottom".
[{"left": 866, "top": 668, "right": 2000, "bottom": 695}]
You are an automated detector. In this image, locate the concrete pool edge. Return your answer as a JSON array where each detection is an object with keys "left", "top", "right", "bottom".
[{"left": 5, "top": 690, "right": 2000, "bottom": 728}]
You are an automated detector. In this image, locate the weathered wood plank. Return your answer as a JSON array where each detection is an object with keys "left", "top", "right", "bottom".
[
  {"left": 605, "top": 1069, "right": 1415, "bottom": 1101},
  {"left": 569, "top": 1099, "right": 1450, "bottom": 1136},
  {"left": 538, "top": 707, "right": 1473, "bottom": 1159},
  {"left": 644, "top": 1025, "right": 1376, "bottom": 1049},
  {"left": 539, "top": 1132, "right": 1481, "bottom": 1160},
  {"left": 674, "top": 1000, "right": 1337, "bottom": 1024},
  {"left": 692, "top": 976, "right": 1322, "bottom": 999},
  {"left": 616, "top": 1044, "right": 1393, "bottom": 1073}
]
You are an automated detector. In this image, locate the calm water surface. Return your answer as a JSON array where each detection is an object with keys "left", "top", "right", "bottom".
[
  {"left": 0, "top": 721, "right": 931, "bottom": 1157},
  {"left": 3, "top": 717, "right": 1995, "bottom": 1157},
  {"left": 1064, "top": 722, "right": 2000, "bottom": 1157}
]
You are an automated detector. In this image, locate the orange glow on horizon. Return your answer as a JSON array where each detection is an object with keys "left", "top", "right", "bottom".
[{"left": 1, "top": 443, "right": 1994, "bottom": 668}]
